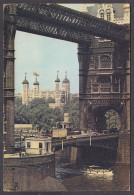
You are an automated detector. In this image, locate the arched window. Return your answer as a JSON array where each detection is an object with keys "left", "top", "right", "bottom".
[
  {"left": 99, "top": 10, "right": 104, "bottom": 20},
  {"left": 100, "top": 55, "right": 111, "bottom": 68},
  {"left": 106, "top": 10, "right": 111, "bottom": 21},
  {"left": 100, "top": 13, "right": 104, "bottom": 20}
]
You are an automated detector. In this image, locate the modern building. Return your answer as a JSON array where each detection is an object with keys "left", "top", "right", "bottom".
[{"left": 21, "top": 72, "right": 71, "bottom": 108}]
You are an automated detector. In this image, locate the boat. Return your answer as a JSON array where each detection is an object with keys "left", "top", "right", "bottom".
[{"left": 83, "top": 165, "right": 113, "bottom": 175}]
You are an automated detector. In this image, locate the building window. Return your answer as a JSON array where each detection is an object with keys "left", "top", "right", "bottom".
[
  {"left": 99, "top": 10, "right": 104, "bottom": 20},
  {"left": 100, "top": 55, "right": 111, "bottom": 68},
  {"left": 89, "top": 58, "right": 95, "bottom": 69},
  {"left": 112, "top": 76, "right": 120, "bottom": 92},
  {"left": 39, "top": 143, "right": 43, "bottom": 148},
  {"left": 100, "top": 83, "right": 111, "bottom": 92},
  {"left": 106, "top": 10, "right": 111, "bottom": 21},
  {"left": 27, "top": 142, "right": 31, "bottom": 148},
  {"left": 46, "top": 143, "right": 49, "bottom": 152},
  {"left": 113, "top": 83, "right": 119, "bottom": 92},
  {"left": 92, "top": 84, "right": 99, "bottom": 93},
  {"left": 100, "top": 13, "right": 104, "bottom": 20}
]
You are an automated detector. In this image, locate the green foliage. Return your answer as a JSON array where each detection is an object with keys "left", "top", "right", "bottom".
[
  {"left": 15, "top": 97, "right": 63, "bottom": 133},
  {"left": 15, "top": 97, "right": 30, "bottom": 124},
  {"left": 105, "top": 109, "right": 121, "bottom": 129},
  {"left": 63, "top": 97, "right": 79, "bottom": 130},
  {"left": 47, "top": 97, "right": 55, "bottom": 103}
]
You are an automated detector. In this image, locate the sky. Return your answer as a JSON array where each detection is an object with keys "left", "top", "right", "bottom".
[{"left": 15, "top": 4, "right": 93, "bottom": 94}]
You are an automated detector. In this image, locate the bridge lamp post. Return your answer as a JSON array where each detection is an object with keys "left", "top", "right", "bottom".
[
  {"left": 19, "top": 130, "right": 22, "bottom": 157},
  {"left": 62, "top": 139, "right": 64, "bottom": 151},
  {"left": 89, "top": 131, "right": 95, "bottom": 146}
]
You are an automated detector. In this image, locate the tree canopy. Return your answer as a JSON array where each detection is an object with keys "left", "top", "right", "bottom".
[
  {"left": 15, "top": 97, "right": 80, "bottom": 133},
  {"left": 15, "top": 97, "right": 63, "bottom": 133}
]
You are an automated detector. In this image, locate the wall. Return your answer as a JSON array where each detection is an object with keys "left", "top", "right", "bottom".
[{"left": 4, "top": 154, "right": 55, "bottom": 191}]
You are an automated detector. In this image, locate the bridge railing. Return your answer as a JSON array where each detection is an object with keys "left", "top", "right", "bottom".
[{"left": 52, "top": 134, "right": 119, "bottom": 147}]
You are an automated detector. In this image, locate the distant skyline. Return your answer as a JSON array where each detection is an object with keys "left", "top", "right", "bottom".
[{"left": 15, "top": 4, "right": 94, "bottom": 94}]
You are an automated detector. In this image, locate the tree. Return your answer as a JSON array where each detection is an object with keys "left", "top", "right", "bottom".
[
  {"left": 15, "top": 97, "right": 30, "bottom": 124},
  {"left": 63, "top": 97, "right": 79, "bottom": 130},
  {"left": 47, "top": 97, "right": 55, "bottom": 103},
  {"left": 14, "top": 97, "right": 63, "bottom": 133}
]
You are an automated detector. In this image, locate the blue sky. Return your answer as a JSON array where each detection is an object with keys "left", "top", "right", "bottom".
[
  {"left": 15, "top": 4, "right": 93, "bottom": 94},
  {"left": 15, "top": 32, "right": 79, "bottom": 94}
]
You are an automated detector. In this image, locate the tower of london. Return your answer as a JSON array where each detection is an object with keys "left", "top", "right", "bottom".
[{"left": 21, "top": 72, "right": 71, "bottom": 108}]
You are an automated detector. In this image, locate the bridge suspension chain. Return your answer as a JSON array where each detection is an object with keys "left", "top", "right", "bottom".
[{"left": 13, "top": 15, "right": 92, "bottom": 43}]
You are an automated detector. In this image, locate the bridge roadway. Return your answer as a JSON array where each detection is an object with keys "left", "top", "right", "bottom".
[{"left": 52, "top": 134, "right": 119, "bottom": 151}]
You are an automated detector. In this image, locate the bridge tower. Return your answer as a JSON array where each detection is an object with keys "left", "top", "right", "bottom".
[
  {"left": 78, "top": 35, "right": 130, "bottom": 133},
  {"left": 78, "top": 4, "right": 130, "bottom": 133}
]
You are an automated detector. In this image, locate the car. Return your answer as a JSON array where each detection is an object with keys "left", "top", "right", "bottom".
[
  {"left": 103, "top": 130, "right": 110, "bottom": 134},
  {"left": 109, "top": 128, "right": 119, "bottom": 134}
]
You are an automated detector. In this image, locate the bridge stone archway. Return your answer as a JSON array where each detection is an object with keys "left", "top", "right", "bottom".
[
  {"left": 92, "top": 106, "right": 121, "bottom": 132},
  {"left": 3, "top": 3, "right": 130, "bottom": 153}
]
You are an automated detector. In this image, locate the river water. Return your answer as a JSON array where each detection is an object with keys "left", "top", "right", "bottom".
[{"left": 55, "top": 163, "right": 130, "bottom": 191}]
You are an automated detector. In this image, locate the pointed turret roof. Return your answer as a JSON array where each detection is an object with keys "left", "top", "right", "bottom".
[
  {"left": 55, "top": 71, "right": 60, "bottom": 82},
  {"left": 22, "top": 73, "right": 29, "bottom": 84},
  {"left": 33, "top": 78, "right": 39, "bottom": 85},
  {"left": 62, "top": 71, "right": 70, "bottom": 83}
]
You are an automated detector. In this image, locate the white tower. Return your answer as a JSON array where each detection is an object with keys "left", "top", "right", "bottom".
[{"left": 22, "top": 73, "right": 29, "bottom": 105}]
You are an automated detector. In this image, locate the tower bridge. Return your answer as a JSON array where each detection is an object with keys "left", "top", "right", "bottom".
[
  {"left": 3, "top": 2, "right": 130, "bottom": 166},
  {"left": 3, "top": 3, "right": 130, "bottom": 191}
]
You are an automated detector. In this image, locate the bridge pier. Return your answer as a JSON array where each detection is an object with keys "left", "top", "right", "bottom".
[
  {"left": 4, "top": 4, "right": 17, "bottom": 153},
  {"left": 70, "top": 147, "right": 78, "bottom": 164},
  {"left": 117, "top": 133, "right": 130, "bottom": 164},
  {"left": 78, "top": 43, "right": 92, "bottom": 131}
]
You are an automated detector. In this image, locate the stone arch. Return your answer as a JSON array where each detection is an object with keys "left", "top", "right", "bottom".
[{"left": 94, "top": 105, "right": 121, "bottom": 132}]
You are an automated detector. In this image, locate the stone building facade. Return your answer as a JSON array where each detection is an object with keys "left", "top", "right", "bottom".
[{"left": 22, "top": 72, "right": 70, "bottom": 108}]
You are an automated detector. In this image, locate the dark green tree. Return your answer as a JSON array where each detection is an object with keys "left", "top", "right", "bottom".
[
  {"left": 14, "top": 97, "right": 63, "bottom": 133},
  {"left": 15, "top": 97, "right": 30, "bottom": 124},
  {"left": 63, "top": 97, "right": 79, "bottom": 130}
]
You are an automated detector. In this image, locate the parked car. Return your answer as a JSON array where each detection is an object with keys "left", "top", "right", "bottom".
[{"left": 109, "top": 128, "right": 119, "bottom": 134}]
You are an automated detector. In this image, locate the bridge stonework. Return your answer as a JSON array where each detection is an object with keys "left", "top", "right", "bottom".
[{"left": 4, "top": 4, "right": 17, "bottom": 153}]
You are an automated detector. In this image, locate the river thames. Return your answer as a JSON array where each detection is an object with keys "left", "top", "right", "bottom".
[{"left": 55, "top": 163, "right": 130, "bottom": 191}]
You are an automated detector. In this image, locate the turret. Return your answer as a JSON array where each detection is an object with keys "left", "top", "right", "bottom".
[
  {"left": 22, "top": 73, "right": 29, "bottom": 105},
  {"left": 62, "top": 71, "right": 70, "bottom": 102},
  {"left": 55, "top": 71, "right": 60, "bottom": 91},
  {"left": 33, "top": 77, "right": 39, "bottom": 91},
  {"left": 62, "top": 71, "right": 70, "bottom": 92}
]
